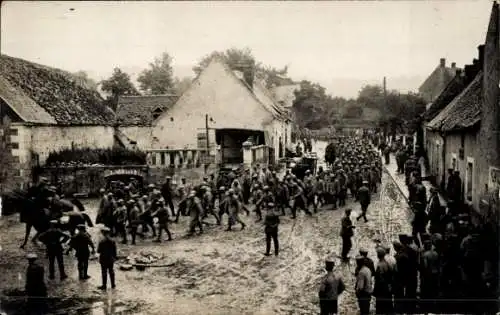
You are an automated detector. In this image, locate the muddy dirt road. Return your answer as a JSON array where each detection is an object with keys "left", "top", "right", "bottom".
[{"left": 0, "top": 172, "right": 410, "bottom": 315}]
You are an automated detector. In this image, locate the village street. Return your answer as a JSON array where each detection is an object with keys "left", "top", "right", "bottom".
[{"left": 0, "top": 142, "right": 412, "bottom": 315}]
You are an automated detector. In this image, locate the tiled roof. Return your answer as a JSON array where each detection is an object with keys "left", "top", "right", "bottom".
[
  {"left": 423, "top": 74, "right": 467, "bottom": 121},
  {"left": 0, "top": 76, "right": 56, "bottom": 124},
  {"left": 427, "top": 72, "right": 482, "bottom": 132},
  {"left": 116, "top": 95, "right": 178, "bottom": 126},
  {"left": 0, "top": 54, "right": 115, "bottom": 125},
  {"left": 419, "top": 65, "right": 459, "bottom": 102}
]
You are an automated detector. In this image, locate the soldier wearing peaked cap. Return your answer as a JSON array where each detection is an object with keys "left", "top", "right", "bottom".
[
  {"left": 66, "top": 224, "right": 95, "bottom": 280},
  {"left": 38, "top": 220, "right": 70, "bottom": 281},
  {"left": 374, "top": 245, "right": 394, "bottom": 314},
  {"left": 318, "top": 256, "right": 345, "bottom": 315},
  {"left": 356, "top": 180, "right": 371, "bottom": 223},
  {"left": 340, "top": 208, "right": 355, "bottom": 261},
  {"left": 355, "top": 254, "right": 373, "bottom": 315},
  {"left": 263, "top": 202, "right": 280, "bottom": 256},
  {"left": 97, "top": 225, "right": 117, "bottom": 290}
]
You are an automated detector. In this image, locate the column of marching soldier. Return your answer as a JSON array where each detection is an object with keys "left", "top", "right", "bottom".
[{"left": 21, "top": 136, "right": 494, "bottom": 314}]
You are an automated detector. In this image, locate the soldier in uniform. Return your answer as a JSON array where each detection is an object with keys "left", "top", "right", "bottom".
[
  {"left": 97, "top": 227, "right": 117, "bottom": 290},
  {"left": 152, "top": 199, "right": 172, "bottom": 242},
  {"left": 318, "top": 257, "right": 345, "bottom": 315},
  {"left": 201, "top": 186, "right": 221, "bottom": 225},
  {"left": 420, "top": 239, "right": 440, "bottom": 314},
  {"left": 256, "top": 186, "right": 275, "bottom": 222},
  {"left": 356, "top": 181, "right": 371, "bottom": 222},
  {"left": 427, "top": 187, "right": 444, "bottom": 234},
  {"left": 374, "top": 247, "right": 394, "bottom": 314},
  {"left": 161, "top": 176, "right": 176, "bottom": 217},
  {"left": 25, "top": 253, "right": 47, "bottom": 296},
  {"left": 39, "top": 220, "right": 69, "bottom": 281},
  {"left": 357, "top": 248, "right": 375, "bottom": 275},
  {"left": 25, "top": 253, "right": 48, "bottom": 314},
  {"left": 276, "top": 179, "right": 290, "bottom": 216},
  {"left": 291, "top": 182, "right": 313, "bottom": 218},
  {"left": 252, "top": 184, "right": 264, "bottom": 221},
  {"left": 263, "top": 202, "right": 280, "bottom": 256},
  {"left": 340, "top": 208, "right": 355, "bottom": 261},
  {"left": 187, "top": 190, "right": 204, "bottom": 236},
  {"left": 392, "top": 240, "right": 408, "bottom": 313},
  {"left": 113, "top": 199, "right": 128, "bottom": 244},
  {"left": 355, "top": 255, "right": 373, "bottom": 315},
  {"left": 227, "top": 189, "right": 246, "bottom": 231},
  {"left": 66, "top": 224, "right": 95, "bottom": 280},
  {"left": 127, "top": 199, "right": 141, "bottom": 245}
]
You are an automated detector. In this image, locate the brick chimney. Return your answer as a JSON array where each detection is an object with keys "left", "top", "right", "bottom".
[
  {"left": 440, "top": 58, "right": 446, "bottom": 67},
  {"left": 464, "top": 64, "right": 474, "bottom": 80},
  {"left": 478, "top": 44, "right": 485, "bottom": 69}
]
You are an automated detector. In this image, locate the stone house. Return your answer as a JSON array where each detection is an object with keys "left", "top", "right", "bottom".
[
  {"left": 424, "top": 2, "right": 500, "bottom": 212},
  {"left": 119, "top": 58, "right": 292, "bottom": 167},
  {"left": 0, "top": 54, "right": 116, "bottom": 188},
  {"left": 115, "top": 94, "right": 178, "bottom": 149},
  {"left": 418, "top": 57, "right": 460, "bottom": 104}
]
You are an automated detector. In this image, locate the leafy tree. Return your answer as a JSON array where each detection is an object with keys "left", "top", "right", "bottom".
[
  {"left": 101, "top": 68, "right": 139, "bottom": 110},
  {"left": 193, "top": 47, "right": 293, "bottom": 88},
  {"left": 137, "top": 52, "right": 175, "bottom": 95},
  {"left": 72, "top": 71, "right": 98, "bottom": 91},
  {"left": 173, "top": 76, "right": 193, "bottom": 96}
]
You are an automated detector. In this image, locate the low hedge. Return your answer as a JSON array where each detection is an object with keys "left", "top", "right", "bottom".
[{"left": 45, "top": 147, "right": 146, "bottom": 166}]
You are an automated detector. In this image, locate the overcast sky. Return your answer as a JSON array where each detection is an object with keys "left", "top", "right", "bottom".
[{"left": 1, "top": 1, "right": 494, "bottom": 98}]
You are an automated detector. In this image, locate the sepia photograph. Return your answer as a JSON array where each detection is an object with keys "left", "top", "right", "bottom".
[{"left": 0, "top": 1, "right": 499, "bottom": 314}]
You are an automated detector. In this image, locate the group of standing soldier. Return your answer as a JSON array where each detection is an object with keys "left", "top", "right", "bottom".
[{"left": 317, "top": 134, "right": 495, "bottom": 315}]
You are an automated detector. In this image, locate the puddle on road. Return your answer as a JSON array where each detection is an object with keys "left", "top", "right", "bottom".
[{"left": 0, "top": 289, "right": 144, "bottom": 315}]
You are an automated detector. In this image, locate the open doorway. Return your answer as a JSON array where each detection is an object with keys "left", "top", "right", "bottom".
[{"left": 215, "top": 129, "right": 265, "bottom": 165}]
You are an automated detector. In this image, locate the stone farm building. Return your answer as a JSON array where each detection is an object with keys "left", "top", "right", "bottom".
[
  {"left": 116, "top": 58, "right": 293, "bottom": 168},
  {"left": 0, "top": 55, "right": 294, "bottom": 191},
  {"left": 422, "top": 2, "right": 500, "bottom": 214},
  {"left": 0, "top": 54, "right": 116, "bottom": 190}
]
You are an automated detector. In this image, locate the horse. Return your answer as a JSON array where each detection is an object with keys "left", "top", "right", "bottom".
[{"left": 10, "top": 194, "right": 93, "bottom": 249}]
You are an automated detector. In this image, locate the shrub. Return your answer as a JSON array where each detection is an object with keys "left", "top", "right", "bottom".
[{"left": 45, "top": 147, "right": 146, "bottom": 166}]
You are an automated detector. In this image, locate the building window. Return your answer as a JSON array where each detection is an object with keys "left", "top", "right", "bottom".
[
  {"left": 10, "top": 142, "right": 19, "bottom": 149},
  {"left": 151, "top": 154, "right": 157, "bottom": 165},
  {"left": 466, "top": 157, "right": 474, "bottom": 202},
  {"left": 9, "top": 128, "right": 18, "bottom": 136},
  {"left": 12, "top": 155, "right": 20, "bottom": 163},
  {"left": 160, "top": 152, "right": 166, "bottom": 165}
]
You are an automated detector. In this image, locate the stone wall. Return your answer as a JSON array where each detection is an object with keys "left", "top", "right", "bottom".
[{"left": 478, "top": 3, "right": 500, "bottom": 206}]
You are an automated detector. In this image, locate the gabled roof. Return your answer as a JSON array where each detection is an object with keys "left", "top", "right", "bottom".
[
  {"left": 0, "top": 76, "right": 56, "bottom": 124},
  {"left": 423, "top": 73, "right": 467, "bottom": 121},
  {"left": 217, "top": 59, "right": 288, "bottom": 121},
  {"left": 427, "top": 72, "right": 482, "bottom": 132},
  {"left": 419, "top": 63, "right": 459, "bottom": 103},
  {"left": 0, "top": 54, "right": 115, "bottom": 125},
  {"left": 116, "top": 95, "right": 178, "bottom": 126}
]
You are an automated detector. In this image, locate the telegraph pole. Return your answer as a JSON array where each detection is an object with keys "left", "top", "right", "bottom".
[{"left": 205, "top": 114, "right": 209, "bottom": 174}]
